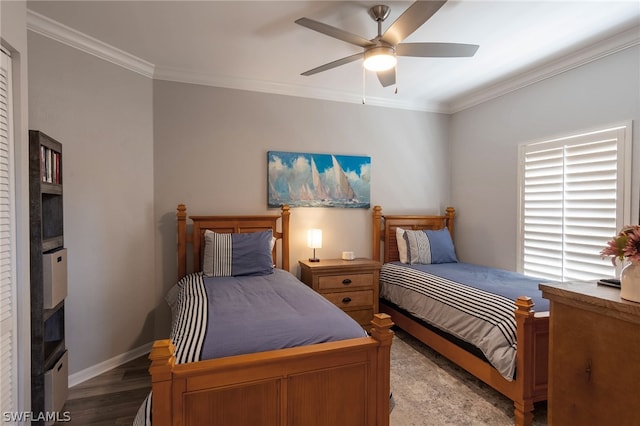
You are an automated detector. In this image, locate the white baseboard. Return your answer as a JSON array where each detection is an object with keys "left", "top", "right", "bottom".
[{"left": 68, "top": 342, "right": 153, "bottom": 388}]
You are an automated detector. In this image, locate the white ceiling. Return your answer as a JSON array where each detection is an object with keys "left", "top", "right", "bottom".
[{"left": 26, "top": 0, "right": 640, "bottom": 112}]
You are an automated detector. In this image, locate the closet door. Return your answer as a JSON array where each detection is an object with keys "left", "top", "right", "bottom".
[{"left": 0, "top": 47, "right": 18, "bottom": 417}]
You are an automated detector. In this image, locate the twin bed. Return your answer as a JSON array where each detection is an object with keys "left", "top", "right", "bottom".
[
  {"left": 138, "top": 203, "right": 548, "bottom": 426},
  {"left": 372, "top": 206, "right": 549, "bottom": 426},
  {"left": 138, "top": 204, "right": 394, "bottom": 426}
]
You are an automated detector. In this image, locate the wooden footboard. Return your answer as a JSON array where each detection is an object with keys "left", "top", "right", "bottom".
[
  {"left": 380, "top": 300, "right": 548, "bottom": 426},
  {"left": 372, "top": 206, "right": 548, "bottom": 426},
  {"left": 149, "top": 313, "right": 394, "bottom": 426}
]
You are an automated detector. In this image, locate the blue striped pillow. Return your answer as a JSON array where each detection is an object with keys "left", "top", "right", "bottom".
[
  {"left": 404, "top": 228, "right": 457, "bottom": 264},
  {"left": 203, "top": 230, "right": 274, "bottom": 277}
]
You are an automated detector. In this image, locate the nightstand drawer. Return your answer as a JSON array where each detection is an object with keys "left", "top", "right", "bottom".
[
  {"left": 318, "top": 273, "right": 374, "bottom": 290},
  {"left": 298, "top": 258, "right": 381, "bottom": 329},
  {"left": 349, "top": 308, "right": 374, "bottom": 327},
  {"left": 323, "top": 289, "right": 373, "bottom": 309}
]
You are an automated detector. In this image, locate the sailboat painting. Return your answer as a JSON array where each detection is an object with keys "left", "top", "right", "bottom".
[{"left": 268, "top": 151, "right": 371, "bottom": 208}]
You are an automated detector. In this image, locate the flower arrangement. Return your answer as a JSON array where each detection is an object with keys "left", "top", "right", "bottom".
[{"left": 600, "top": 225, "right": 640, "bottom": 265}]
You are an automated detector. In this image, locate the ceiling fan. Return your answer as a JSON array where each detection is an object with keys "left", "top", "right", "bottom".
[{"left": 295, "top": 1, "right": 479, "bottom": 88}]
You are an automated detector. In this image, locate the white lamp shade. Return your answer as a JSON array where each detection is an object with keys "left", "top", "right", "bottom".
[{"left": 307, "top": 229, "right": 322, "bottom": 249}]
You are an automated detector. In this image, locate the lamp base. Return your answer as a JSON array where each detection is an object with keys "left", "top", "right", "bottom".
[{"left": 308, "top": 258, "right": 320, "bottom": 262}]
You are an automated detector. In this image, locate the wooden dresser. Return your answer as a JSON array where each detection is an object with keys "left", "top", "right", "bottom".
[
  {"left": 539, "top": 281, "right": 640, "bottom": 425},
  {"left": 299, "top": 258, "right": 381, "bottom": 329}
]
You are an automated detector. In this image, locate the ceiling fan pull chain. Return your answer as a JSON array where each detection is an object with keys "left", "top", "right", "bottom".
[
  {"left": 362, "top": 65, "right": 366, "bottom": 104},
  {"left": 395, "top": 66, "right": 398, "bottom": 94}
]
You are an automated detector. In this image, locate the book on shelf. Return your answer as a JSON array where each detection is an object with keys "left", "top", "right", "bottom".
[
  {"left": 55, "top": 152, "right": 60, "bottom": 183},
  {"left": 41, "top": 145, "right": 46, "bottom": 182},
  {"left": 40, "top": 145, "right": 61, "bottom": 184}
]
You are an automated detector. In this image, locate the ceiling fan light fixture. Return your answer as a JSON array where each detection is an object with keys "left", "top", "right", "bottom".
[{"left": 363, "top": 46, "right": 396, "bottom": 72}]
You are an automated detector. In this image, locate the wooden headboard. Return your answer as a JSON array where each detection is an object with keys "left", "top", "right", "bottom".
[
  {"left": 177, "top": 204, "right": 290, "bottom": 279},
  {"left": 372, "top": 205, "right": 456, "bottom": 263}
]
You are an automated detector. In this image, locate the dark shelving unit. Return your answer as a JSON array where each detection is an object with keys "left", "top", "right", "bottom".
[{"left": 29, "top": 130, "right": 68, "bottom": 424}]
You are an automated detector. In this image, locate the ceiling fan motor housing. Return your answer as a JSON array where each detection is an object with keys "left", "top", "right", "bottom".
[{"left": 369, "top": 5, "right": 391, "bottom": 23}]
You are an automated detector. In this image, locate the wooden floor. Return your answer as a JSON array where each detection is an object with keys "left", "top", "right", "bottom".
[{"left": 57, "top": 355, "right": 151, "bottom": 425}]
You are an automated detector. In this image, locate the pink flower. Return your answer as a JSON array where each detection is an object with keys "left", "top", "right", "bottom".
[
  {"left": 601, "top": 225, "right": 640, "bottom": 265},
  {"left": 623, "top": 226, "right": 640, "bottom": 260}
]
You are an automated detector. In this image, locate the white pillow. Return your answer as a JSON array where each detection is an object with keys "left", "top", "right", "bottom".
[{"left": 396, "top": 227, "right": 408, "bottom": 263}]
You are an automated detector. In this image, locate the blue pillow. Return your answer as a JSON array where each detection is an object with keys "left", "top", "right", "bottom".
[
  {"left": 203, "top": 230, "right": 274, "bottom": 277},
  {"left": 424, "top": 228, "right": 458, "bottom": 264},
  {"left": 404, "top": 228, "right": 457, "bottom": 264}
]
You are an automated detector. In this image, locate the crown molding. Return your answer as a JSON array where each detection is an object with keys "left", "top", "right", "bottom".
[
  {"left": 27, "top": 9, "right": 155, "bottom": 78},
  {"left": 446, "top": 24, "right": 640, "bottom": 113},
  {"left": 24, "top": 8, "right": 445, "bottom": 112},
  {"left": 26, "top": 8, "right": 637, "bottom": 114},
  {"left": 153, "top": 66, "right": 444, "bottom": 112}
]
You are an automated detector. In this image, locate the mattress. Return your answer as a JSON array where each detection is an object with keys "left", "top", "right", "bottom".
[{"left": 380, "top": 261, "right": 548, "bottom": 381}]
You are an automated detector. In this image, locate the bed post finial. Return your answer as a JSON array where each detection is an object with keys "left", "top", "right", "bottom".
[
  {"left": 370, "top": 312, "right": 393, "bottom": 343},
  {"left": 445, "top": 206, "right": 455, "bottom": 240},
  {"left": 281, "top": 204, "right": 290, "bottom": 220},
  {"left": 177, "top": 204, "right": 187, "bottom": 280},
  {"left": 372, "top": 206, "right": 382, "bottom": 262},
  {"left": 370, "top": 313, "right": 394, "bottom": 426},
  {"left": 281, "top": 205, "right": 291, "bottom": 272},
  {"left": 148, "top": 339, "right": 176, "bottom": 425},
  {"left": 514, "top": 296, "right": 536, "bottom": 426}
]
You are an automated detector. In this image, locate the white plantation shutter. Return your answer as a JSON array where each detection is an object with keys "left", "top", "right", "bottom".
[
  {"left": 519, "top": 124, "right": 632, "bottom": 281},
  {"left": 0, "top": 48, "right": 18, "bottom": 417}
]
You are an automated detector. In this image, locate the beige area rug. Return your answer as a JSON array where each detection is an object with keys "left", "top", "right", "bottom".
[{"left": 389, "top": 329, "right": 548, "bottom": 426}]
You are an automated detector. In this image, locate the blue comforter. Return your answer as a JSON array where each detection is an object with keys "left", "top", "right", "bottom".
[
  {"left": 194, "top": 269, "right": 366, "bottom": 361},
  {"left": 380, "top": 262, "right": 549, "bottom": 381},
  {"left": 401, "top": 262, "right": 548, "bottom": 311},
  {"left": 136, "top": 269, "right": 365, "bottom": 425}
]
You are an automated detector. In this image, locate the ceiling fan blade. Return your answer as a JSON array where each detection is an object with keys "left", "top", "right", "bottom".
[
  {"left": 295, "top": 17, "right": 375, "bottom": 48},
  {"left": 397, "top": 42, "right": 479, "bottom": 57},
  {"left": 377, "top": 68, "right": 396, "bottom": 87},
  {"left": 381, "top": 1, "right": 447, "bottom": 46},
  {"left": 301, "top": 52, "right": 364, "bottom": 76}
]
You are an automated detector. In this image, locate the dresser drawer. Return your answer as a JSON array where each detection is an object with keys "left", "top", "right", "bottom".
[
  {"left": 323, "top": 289, "right": 373, "bottom": 309},
  {"left": 318, "top": 273, "right": 374, "bottom": 290}
]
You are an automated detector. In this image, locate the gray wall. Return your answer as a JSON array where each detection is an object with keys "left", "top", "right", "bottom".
[
  {"left": 28, "top": 33, "right": 156, "bottom": 377},
  {"left": 152, "top": 80, "right": 450, "bottom": 333},
  {"left": 450, "top": 46, "right": 640, "bottom": 270}
]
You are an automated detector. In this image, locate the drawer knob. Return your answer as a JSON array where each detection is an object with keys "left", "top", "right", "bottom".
[
  {"left": 342, "top": 279, "right": 352, "bottom": 285},
  {"left": 342, "top": 297, "right": 352, "bottom": 304}
]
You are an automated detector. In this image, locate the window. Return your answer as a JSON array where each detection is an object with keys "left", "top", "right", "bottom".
[
  {"left": 0, "top": 47, "right": 18, "bottom": 418},
  {"left": 518, "top": 122, "right": 632, "bottom": 282}
]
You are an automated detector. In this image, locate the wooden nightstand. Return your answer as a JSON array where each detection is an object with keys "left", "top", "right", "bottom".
[{"left": 299, "top": 258, "right": 381, "bottom": 328}]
